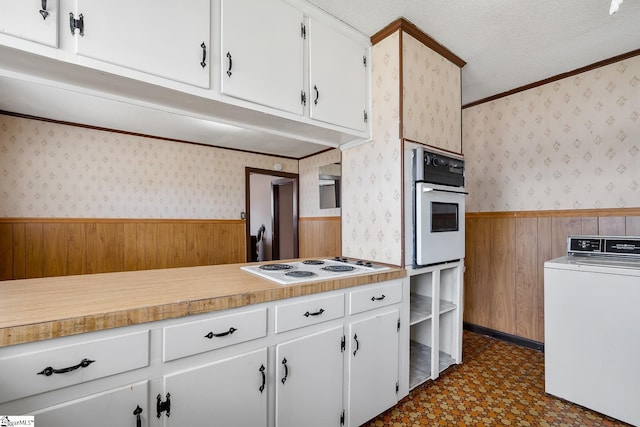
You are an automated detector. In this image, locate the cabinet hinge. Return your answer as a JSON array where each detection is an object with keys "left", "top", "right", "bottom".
[
  {"left": 69, "top": 12, "right": 84, "bottom": 36},
  {"left": 340, "top": 335, "right": 346, "bottom": 352},
  {"left": 363, "top": 110, "right": 368, "bottom": 123},
  {"left": 301, "top": 90, "right": 307, "bottom": 106},
  {"left": 396, "top": 381, "right": 399, "bottom": 393},
  {"left": 363, "top": 55, "right": 367, "bottom": 67},
  {"left": 340, "top": 410, "right": 345, "bottom": 425},
  {"left": 397, "top": 318, "right": 401, "bottom": 331},
  {"left": 301, "top": 23, "right": 307, "bottom": 39}
]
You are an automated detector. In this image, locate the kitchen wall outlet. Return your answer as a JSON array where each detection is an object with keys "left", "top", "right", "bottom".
[{"left": 240, "top": 212, "right": 246, "bottom": 219}]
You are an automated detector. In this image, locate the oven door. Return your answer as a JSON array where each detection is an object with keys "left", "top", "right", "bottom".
[{"left": 415, "top": 183, "right": 466, "bottom": 266}]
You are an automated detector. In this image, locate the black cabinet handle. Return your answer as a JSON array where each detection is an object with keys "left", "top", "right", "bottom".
[
  {"left": 200, "top": 42, "right": 207, "bottom": 68},
  {"left": 353, "top": 334, "right": 359, "bottom": 356},
  {"left": 204, "top": 327, "right": 237, "bottom": 339},
  {"left": 133, "top": 405, "right": 143, "bottom": 427},
  {"left": 281, "top": 358, "right": 288, "bottom": 385},
  {"left": 371, "top": 294, "right": 386, "bottom": 301},
  {"left": 313, "top": 85, "right": 319, "bottom": 105},
  {"left": 37, "top": 358, "right": 95, "bottom": 376},
  {"left": 259, "top": 364, "right": 266, "bottom": 393},
  {"left": 156, "top": 393, "right": 171, "bottom": 418},
  {"left": 226, "top": 52, "right": 233, "bottom": 77},
  {"left": 39, "top": 0, "right": 49, "bottom": 19},
  {"left": 303, "top": 308, "right": 325, "bottom": 317}
]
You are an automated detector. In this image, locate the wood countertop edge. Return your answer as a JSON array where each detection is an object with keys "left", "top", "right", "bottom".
[{"left": 0, "top": 268, "right": 406, "bottom": 347}]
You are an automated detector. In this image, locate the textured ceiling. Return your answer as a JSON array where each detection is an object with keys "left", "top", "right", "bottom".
[{"left": 308, "top": 0, "right": 640, "bottom": 105}]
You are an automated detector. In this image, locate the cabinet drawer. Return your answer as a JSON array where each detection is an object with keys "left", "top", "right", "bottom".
[
  {"left": 0, "top": 330, "right": 149, "bottom": 403},
  {"left": 163, "top": 308, "right": 267, "bottom": 362},
  {"left": 349, "top": 280, "right": 403, "bottom": 314},
  {"left": 275, "top": 294, "right": 344, "bottom": 333}
]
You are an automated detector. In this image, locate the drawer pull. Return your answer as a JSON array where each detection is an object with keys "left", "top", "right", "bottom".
[
  {"left": 303, "top": 308, "right": 325, "bottom": 317},
  {"left": 37, "top": 358, "right": 95, "bottom": 376},
  {"left": 371, "top": 294, "right": 386, "bottom": 301},
  {"left": 156, "top": 393, "right": 171, "bottom": 418},
  {"left": 133, "top": 405, "right": 143, "bottom": 427},
  {"left": 204, "top": 327, "right": 237, "bottom": 339},
  {"left": 259, "top": 364, "right": 266, "bottom": 393},
  {"left": 281, "top": 358, "right": 289, "bottom": 385}
]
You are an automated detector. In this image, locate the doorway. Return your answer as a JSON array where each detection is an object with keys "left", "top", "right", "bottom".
[{"left": 245, "top": 168, "right": 299, "bottom": 262}]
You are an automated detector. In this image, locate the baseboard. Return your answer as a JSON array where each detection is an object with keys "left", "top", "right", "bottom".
[{"left": 463, "top": 322, "right": 545, "bottom": 352}]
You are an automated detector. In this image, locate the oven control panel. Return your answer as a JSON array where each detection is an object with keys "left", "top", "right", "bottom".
[{"left": 414, "top": 147, "right": 465, "bottom": 188}]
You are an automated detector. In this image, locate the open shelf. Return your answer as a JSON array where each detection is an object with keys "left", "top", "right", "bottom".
[
  {"left": 410, "top": 294, "right": 457, "bottom": 325},
  {"left": 409, "top": 340, "right": 458, "bottom": 389}
]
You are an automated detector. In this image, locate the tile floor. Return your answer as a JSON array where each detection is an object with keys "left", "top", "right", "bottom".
[{"left": 364, "top": 331, "right": 630, "bottom": 427}]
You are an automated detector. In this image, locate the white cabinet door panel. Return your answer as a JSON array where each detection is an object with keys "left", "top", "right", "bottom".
[
  {"left": 162, "top": 348, "right": 267, "bottom": 427},
  {"left": 0, "top": 0, "right": 58, "bottom": 47},
  {"left": 221, "top": 0, "right": 303, "bottom": 115},
  {"left": 308, "top": 18, "right": 367, "bottom": 132},
  {"left": 348, "top": 309, "right": 399, "bottom": 427},
  {"left": 74, "top": 0, "right": 210, "bottom": 88},
  {"left": 32, "top": 381, "right": 148, "bottom": 427},
  {"left": 276, "top": 326, "right": 344, "bottom": 427}
]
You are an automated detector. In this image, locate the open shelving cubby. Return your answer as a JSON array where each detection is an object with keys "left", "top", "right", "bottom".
[{"left": 407, "top": 260, "right": 464, "bottom": 390}]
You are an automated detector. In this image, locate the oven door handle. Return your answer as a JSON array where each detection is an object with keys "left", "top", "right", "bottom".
[{"left": 421, "top": 186, "right": 468, "bottom": 195}]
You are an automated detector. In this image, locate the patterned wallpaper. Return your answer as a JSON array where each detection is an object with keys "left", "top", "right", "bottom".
[
  {"left": 463, "top": 55, "right": 640, "bottom": 212},
  {"left": 0, "top": 115, "right": 298, "bottom": 219},
  {"left": 403, "top": 33, "right": 462, "bottom": 154},
  {"left": 342, "top": 31, "right": 403, "bottom": 265},
  {"left": 299, "top": 148, "right": 341, "bottom": 217}
]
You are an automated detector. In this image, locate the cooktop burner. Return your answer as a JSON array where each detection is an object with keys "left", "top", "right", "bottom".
[
  {"left": 259, "top": 263, "right": 293, "bottom": 271},
  {"left": 285, "top": 270, "right": 317, "bottom": 278},
  {"left": 241, "top": 258, "right": 390, "bottom": 285},
  {"left": 322, "top": 265, "right": 356, "bottom": 273}
]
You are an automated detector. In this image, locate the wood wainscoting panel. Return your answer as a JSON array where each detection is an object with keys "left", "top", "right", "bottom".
[
  {"left": 490, "top": 217, "right": 516, "bottom": 335},
  {"left": 465, "top": 207, "right": 640, "bottom": 344},
  {"left": 0, "top": 218, "right": 246, "bottom": 281},
  {"left": 299, "top": 217, "right": 341, "bottom": 258}
]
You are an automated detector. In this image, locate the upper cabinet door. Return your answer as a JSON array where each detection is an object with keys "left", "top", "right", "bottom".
[
  {"left": 308, "top": 18, "right": 368, "bottom": 132},
  {"left": 0, "top": 0, "right": 58, "bottom": 47},
  {"left": 73, "top": 0, "right": 211, "bottom": 88},
  {"left": 221, "top": 0, "right": 304, "bottom": 115}
]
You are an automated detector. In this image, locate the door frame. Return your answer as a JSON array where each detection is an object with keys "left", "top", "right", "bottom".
[{"left": 245, "top": 167, "right": 299, "bottom": 262}]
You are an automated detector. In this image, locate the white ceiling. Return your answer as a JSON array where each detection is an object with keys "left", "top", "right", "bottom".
[{"left": 308, "top": 0, "right": 640, "bottom": 105}]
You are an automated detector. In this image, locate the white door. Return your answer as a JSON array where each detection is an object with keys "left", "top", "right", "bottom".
[
  {"left": 221, "top": 0, "right": 304, "bottom": 115},
  {"left": 74, "top": 0, "right": 210, "bottom": 88},
  {"left": 308, "top": 18, "right": 367, "bottom": 132},
  {"left": 32, "top": 381, "right": 148, "bottom": 427},
  {"left": 276, "top": 326, "right": 344, "bottom": 427},
  {"left": 161, "top": 348, "right": 268, "bottom": 427},
  {"left": 0, "top": 0, "right": 58, "bottom": 47},
  {"left": 348, "top": 310, "right": 399, "bottom": 427}
]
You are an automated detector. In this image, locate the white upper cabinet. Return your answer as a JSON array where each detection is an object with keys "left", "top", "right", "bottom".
[
  {"left": 308, "top": 17, "right": 368, "bottom": 132},
  {"left": 220, "top": 0, "right": 304, "bottom": 115},
  {"left": 0, "top": 0, "right": 58, "bottom": 47},
  {"left": 73, "top": 0, "right": 211, "bottom": 88}
]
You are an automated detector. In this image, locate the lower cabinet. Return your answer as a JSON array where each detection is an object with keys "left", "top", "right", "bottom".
[
  {"left": 0, "top": 279, "right": 406, "bottom": 427},
  {"left": 159, "top": 348, "right": 268, "bottom": 427},
  {"left": 275, "top": 326, "right": 344, "bottom": 427},
  {"left": 31, "top": 381, "right": 149, "bottom": 427},
  {"left": 348, "top": 309, "right": 400, "bottom": 427}
]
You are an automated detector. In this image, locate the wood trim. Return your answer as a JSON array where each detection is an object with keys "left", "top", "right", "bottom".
[
  {"left": 463, "top": 48, "right": 640, "bottom": 109},
  {"left": 0, "top": 217, "right": 245, "bottom": 224},
  {"left": 371, "top": 18, "right": 466, "bottom": 68},
  {"left": 299, "top": 216, "right": 340, "bottom": 222},
  {"left": 466, "top": 207, "right": 640, "bottom": 219}
]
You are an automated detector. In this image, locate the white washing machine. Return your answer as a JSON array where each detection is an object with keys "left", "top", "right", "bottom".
[{"left": 544, "top": 235, "right": 640, "bottom": 426}]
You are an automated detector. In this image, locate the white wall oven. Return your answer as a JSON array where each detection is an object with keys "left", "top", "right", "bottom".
[{"left": 411, "top": 146, "right": 466, "bottom": 267}]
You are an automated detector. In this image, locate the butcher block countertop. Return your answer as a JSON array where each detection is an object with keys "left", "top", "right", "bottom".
[{"left": 0, "top": 261, "right": 406, "bottom": 347}]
